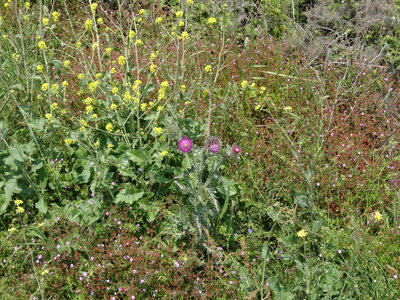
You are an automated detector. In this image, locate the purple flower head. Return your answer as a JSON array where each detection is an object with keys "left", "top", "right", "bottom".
[
  {"left": 178, "top": 137, "right": 193, "bottom": 153},
  {"left": 232, "top": 144, "right": 241, "bottom": 154},
  {"left": 206, "top": 137, "right": 221, "bottom": 153}
]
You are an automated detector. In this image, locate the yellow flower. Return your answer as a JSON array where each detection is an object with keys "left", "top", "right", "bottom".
[
  {"left": 97, "top": 17, "right": 103, "bottom": 24},
  {"left": 135, "top": 39, "right": 143, "bottom": 46},
  {"left": 8, "top": 227, "right": 17, "bottom": 232},
  {"left": 105, "top": 47, "right": 112, "bottom": 54},
  {"left": 137, "top": 17, "right": 142, "bottom": 23},
  {"left": 110, "top": 67, "right": 116, "bottom": 74},
  {"left": 187, "top": 0, "right": 194, "bottom": 4},
  {"left": 85, "top": 105, "right": 94, "bottom": 113},
  {"left": 25, "top": 2, "right": 31, "bottom": 9},
  {"left": 41, "top": 83, "right": 49, "bottom": 91},
  {"left": 2, "top": 34, "right": 8, "bottom": 40},
  {"left": 88, "top": 81, "right": 100, "bottom": 93},
  {"left": 40, "top": 269, "right": 49, "bottom": 276},
  {"left": 107, "top": 143, "right": 114, "bottom": 148},
  {"left": 149, "top": 64, "right": 157, "bottom": 73},
  {"left": 157, "top": 105, "right": 164, "bottom": 111},
  {"left": 64, "top": 138, "right": 76, "bottom": 145},
  {"left": 129, "top": 30, "right": 136, "bottom": 40},
  {"left": 204, "top": 65, "right": 212, "bottom": 73},
  {"left": 153, "top": 127, "right": 163, "bottom": 135},
  {"left": 178, "top": 21, "right": 185, "bottom": 27},
  {"left": 63, "top": 60, "right": 71, "bottom": 68},
  {"left": 207, "top": 17, "right": 217, "bottom": 25},
  {"left": 240, "top": 80, "right": 249, "bottom": 88},
  {"left": 134, "top": 79, "right": 142, "bottom": 86},
  {"left": 76, "top": 41, "right": 82, "bottom": 48},
  {"left": 150, "top": 51, "right": 158, "bottom": 60},
  {"left": 91, "top": 113, "right": 98, "bottom": 118},
  {"left": 202, "top": 89, "right": 209, "bottom": 96},
  {"left": 38, "top": 222, "right": 45, "bottom": 227},
  {"left": 51, "top": 11, "right": 60, "bottom": 22},
  {"left": 4, "top": 3, "right": 10, "bottom": 8},
  {"left": 175, "top": 11, "right": 184, "bottom": 18},
  {"left": 255, "top": 104, "right": 261, "bottom": 111},
  {"left": 51, "top": 84, "right": 59, "bottom": 92},
  {"left": 62, "top": 81, "right": 69, "bottom": 88},
  {"left": 284, "top": 106, "right": 293, "bottom": 112},
  {"left": 42, "top": 17, "right": 49, "bottom": 26},
  {"left": 140, "top": 103, "right": 148, "bottom": 111},
  {"left": 374, "top": 211, "right": 383, "bottom": 221},
  {"left": 160, "top": 150, "right": 168, "bottom": 157},
  {"left": 297, "top": 229, "right": 307, "bottom": 238},
  {"left": 124, "top": 92, "right": 132, "bottom": 101},
  {"left": 180, "top": 85, "right": 187, "bottom": 92},
  {"left": 77, "top": 73, "right": 84, "bottom": 80},
  {"left": 85, "top": 19, "right": 93, "bottom": 30},
  {"left": 181, "top": 31, "right": 189, "bottom": 40},
  {"left": 91, "top": 3, "right": 98, "bottom": 13},
  {"left": 105, "top": 123, "right": 113, "bottom": 132},
  {"left": 37, "top": 41, "right": 47, "bottom": 50},
  {"left": 51, "top": 102, "right": 58, "bottom": 110},
  {"left": 92, "top": 42, "right": 99, "bottom": 49},
  {"left": 118, "top": 55, "right": 126, "bottom": 66},
  {"left": 45, "top": 113, "right": 52, "bottom": 119},
  {"left": 158, "top": 89, "right": 165, "bottom": 101},
  {"left": 14, "top": 199, "right": 24, "bottom": 206},
  {"left": 139, "top": 9, "right": 146, "bottom": 15},
  {"left": 83, "top": 97, "right": 93, "bottom": 105},
  {"left": 161, "top": 81, "right": 169, "bottom": 88},
  {"left": 80, "top": 119, "right": 88, "bottom": 127},
  {"left": 96, "top": 72, "right": 102, "bottom": 79},
  {"left": 111, "top": 87, "right": 118, "bottom": 94},
  {"left": 110, "top": 103, "right": 118, "bottom": 110},
  {"left": 155, "top": 17, "right": 163, "bottom": 24}
]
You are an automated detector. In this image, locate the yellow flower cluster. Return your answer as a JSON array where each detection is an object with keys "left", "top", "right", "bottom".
[
  {"left": 52, "top": 11, "right": 60, "bottom": 22},
  {"left": 297, "top": 229, "right": 307, "bottom": 238},
  {"left": 153, "top": 127, "right": 163, "bottom": 135},
  {"left": 118, "top": 55, "right": 126, "bottom": 66},
  {"left": 64, "top": 138, "right": 77, "bottom": 145},
  {"left": 37, "top": 41, "right": 47, "bottom": 50},
  {"left": 83, "top": 97, "right": 93, "bottom": 105},
  {"left": 157, "top": 81, "right": 169, "bottom": 101},
  {"left": 85, "top": 19, "right": 93, "bottom": 30},
  {"left": 88, "top": 81, "right": 100, "bottom": 93},
  {"left": 105, "top": 123, "right": 113, "bottom": 132},
  {"left": 207, "top": 17, "right": 217, "bottom": 25}
]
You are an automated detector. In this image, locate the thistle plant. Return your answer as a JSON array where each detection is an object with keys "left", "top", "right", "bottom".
[{"left": 173, "top": 136, "right": 241, "bottom": 242}]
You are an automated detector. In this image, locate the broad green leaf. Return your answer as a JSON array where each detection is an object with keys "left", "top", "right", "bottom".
[
  {"left": 0, "top": 179, "right": 21, "bottom": 213},
  {"left": 126, "top": 149, "right": 150, "bottom": 164},
  {"left": 115, "top": 185, "right": 144, "bottom": 205},
  {"left": 293, "top": 190, "right": 312, "bottom": 208},
  {"left": 35, "top": 197, "right": 48, "bottom": 214}
]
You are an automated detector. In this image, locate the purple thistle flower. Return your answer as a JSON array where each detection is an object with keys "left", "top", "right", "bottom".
[
  {"left": 177, "top": 137, "right": 193, "bottom": 153},
  {"left": 232, "top": 145, "right": 241, "bottom": 154},
  {"left": 207, "top": 137, "right": 221, "bottom": 153}
]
